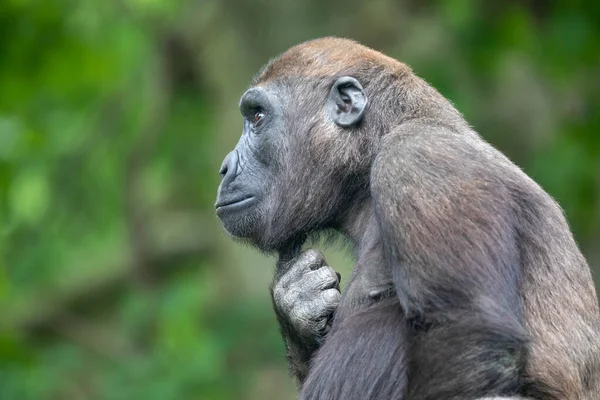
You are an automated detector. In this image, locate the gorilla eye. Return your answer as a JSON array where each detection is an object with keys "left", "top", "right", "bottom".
[{"left": 253, "top": 110, "right": 265, "bottom": 126}]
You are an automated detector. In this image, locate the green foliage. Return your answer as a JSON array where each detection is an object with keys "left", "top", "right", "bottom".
[{"left": 0, "top": 1, "right": 598, "bottom": 399}]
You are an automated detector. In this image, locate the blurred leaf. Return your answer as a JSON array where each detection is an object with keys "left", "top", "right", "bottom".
[{"left": 9, "top": 169, "right": 50, "bottom": 224}]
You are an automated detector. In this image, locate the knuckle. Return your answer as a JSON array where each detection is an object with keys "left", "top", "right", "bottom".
[
  {"left": 294, "top": 277, "right": 321, "bottom": 293},
  {"left": 322, "top": 288, "right": 341, "bottom": 304},
  {"left": 300, "top": 249, "right": 325, "bottom": 270},
  {"left": 303, "top": 248, "right": 323, "bottom": 260},
  {"left": 309, "top": 267, "right": 338, "bottom": 289},
  {"left": 321, "top": 265, "right": 339, "bottom": 281},
  {"left": 280, "top": 259, "right": 313, "bottom": 283}
]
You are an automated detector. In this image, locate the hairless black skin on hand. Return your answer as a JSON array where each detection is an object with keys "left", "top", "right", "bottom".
[{"left": 215, "top": 38, "right": 600, "bottom": 400}]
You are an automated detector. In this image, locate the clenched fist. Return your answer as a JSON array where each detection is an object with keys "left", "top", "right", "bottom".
[
  {"left": 273, "top": 249, "right": 341, "bottom": 339},
  {"left": 271, "top": 249, "right": 341, "bottom": 383}
]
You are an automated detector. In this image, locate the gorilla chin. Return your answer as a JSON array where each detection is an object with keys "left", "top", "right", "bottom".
[
  {"left": 217, "top": 198, "right": 303, "bottom": 253},
  {"left": 215, "top": 196, "right": 261, "bottom": 239}
]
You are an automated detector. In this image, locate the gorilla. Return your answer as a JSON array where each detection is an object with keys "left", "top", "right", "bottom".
[{"left": 215, "top": 37, "right": 600, "bottom": 399}]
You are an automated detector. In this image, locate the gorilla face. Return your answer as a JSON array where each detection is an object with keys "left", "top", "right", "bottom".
[
  {"left": 215, "top": 87, "right": 278, "bottom": 241},
  {"left": 215, "top": 77, "right": 368, "bottom": 252}
]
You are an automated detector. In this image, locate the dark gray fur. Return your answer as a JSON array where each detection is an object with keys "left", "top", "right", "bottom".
[{"left": 215, "top": 38, "right": 600, "bottom": 400}]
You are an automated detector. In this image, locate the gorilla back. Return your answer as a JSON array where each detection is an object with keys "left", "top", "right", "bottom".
[{"left": 215, "top": 38, "right": 600, "bottom": 399}]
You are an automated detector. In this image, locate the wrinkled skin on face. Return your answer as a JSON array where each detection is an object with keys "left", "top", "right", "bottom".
[{"left": 215, "top": 75, "right": 370, "bottom": 253}]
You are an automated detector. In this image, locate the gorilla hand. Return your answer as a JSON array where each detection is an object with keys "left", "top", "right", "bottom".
[
  {"left": 271, "top": 249, "right": 341, "bottom": 384},
  {"left": 273, "top": 249, "right": 341, "bottom": 342}
]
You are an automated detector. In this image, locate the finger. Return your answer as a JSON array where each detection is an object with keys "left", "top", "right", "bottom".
[
  {"left": 315, "top": 318, "right": 332, "bottom": 336},
  {"left": 298, "top": 249, "right": 326, "bottom": 271},
  {"left": 302, "top": 290, "right": 340, "bottom": 319},
  {"left": 308, "top": 266, "right": 339, "bottom": 290},
  {"left": 279, "top": 249, "right": 326, "bottom": 286},
  {"left": 320, "top": 288, "right": 341, "bottom": 310}
]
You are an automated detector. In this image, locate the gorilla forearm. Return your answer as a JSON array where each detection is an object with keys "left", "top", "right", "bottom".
[
  {"left": 272, "top": 306, "right": 320, "bottom": 384},
  {"left": 271, "top": 249, "right": 341, "bottom": 384},
  {"left": 301, "top": 299, "right": 409, "bottom": 399}
]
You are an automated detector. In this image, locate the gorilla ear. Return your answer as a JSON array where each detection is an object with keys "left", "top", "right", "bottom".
[{"left": 327, "top": 77, "right": 367, "bottom": 128}]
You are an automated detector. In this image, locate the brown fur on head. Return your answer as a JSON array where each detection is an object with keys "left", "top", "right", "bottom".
[
  {"left": 257, "top": 38, "right": 468, "bottom": 140},
  {"left": 254, "top": 37, "right": 410, "bottom": 85}
]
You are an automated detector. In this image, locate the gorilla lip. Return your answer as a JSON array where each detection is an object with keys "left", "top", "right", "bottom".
[{"left": 215, "top": 196, "right": 256, "bottom": 213}]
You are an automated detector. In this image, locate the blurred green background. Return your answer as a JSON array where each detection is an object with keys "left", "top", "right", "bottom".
[{"left": 0, "top": 0, "right": 598, "bottom": 399}]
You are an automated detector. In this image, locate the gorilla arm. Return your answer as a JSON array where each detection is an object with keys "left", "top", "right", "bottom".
[
  {"left": 371, "top": 122, "right": 529, "bottom": 398},
  {"left": 271, "top": 248, "right": 341, "bottom": 385}
]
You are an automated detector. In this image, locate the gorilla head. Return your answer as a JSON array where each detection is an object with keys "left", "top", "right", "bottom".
[{"left": 214, "top": 38, "right": 436, "bottom": 251}]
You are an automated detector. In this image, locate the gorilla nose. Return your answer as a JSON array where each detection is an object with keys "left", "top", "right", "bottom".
[{"left": 219, "top": 150, "right": 239, "bottom": 181}]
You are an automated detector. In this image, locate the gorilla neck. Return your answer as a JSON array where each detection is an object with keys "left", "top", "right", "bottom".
[{"left": 339, "top": 197, "right": 378, "bottom": 251}]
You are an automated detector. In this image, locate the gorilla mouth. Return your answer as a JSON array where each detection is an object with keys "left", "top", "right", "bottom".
[{"left": 215, "top": 196, "right": 256, "bottom": 213}]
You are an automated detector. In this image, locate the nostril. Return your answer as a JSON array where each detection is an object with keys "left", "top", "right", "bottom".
[
  {"left": 219, "top": 150, "right": 239, "bottom": 180},
  {"left": 219, "top": 163, "right": 228, "bottom": 178}
]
